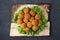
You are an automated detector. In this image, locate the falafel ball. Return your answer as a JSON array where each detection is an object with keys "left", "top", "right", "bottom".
[
  {"left": 24, "top": 7, "right": 29, "bottom": 13},
  {"left": 24, "top": 13, "right": 30, "bottom": 19},
  {"left": 21, "top": 23, "right": 26, "bottom": 28},
  {"left": 19, "top": 13, "right": 24, "bottom": 19},
  {"left": 23, "top": 18, "right": 28, "bottom": 23},
  {"left": 30, "top": 10, "right": 35, "bottom": 16},
  {"left": 17, "top": 18, "right": 23, "bottom": 24},
  {"left": 32, "top": 25, "right": 38, "bottom": 31},
  {"left": 35, "top": 14, "right": 41, "bottom": 20},
  {"left": 38, "top": 20, "right": 42, "bottom": 26},
  {"left": 27, "top": 22, "right": 32, "bottom": 28},
  {"left": 29, "top": 17, "right": 34, "bottom": 22},
  {"left": 24, "top": 27, "right": 30, "bottom": 32},
  {"left": 31, "top": 20, "right": 38, "bottom": 26}
]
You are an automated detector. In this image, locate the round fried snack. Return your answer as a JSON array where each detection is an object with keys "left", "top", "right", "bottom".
[
  {"left": 35, "top": 14, "right": 41, "bottom": 20},
  {"left": 19, "top": 13, "right": 24, "bottom": 19},
  {"left": 23, "top": 18, "right": 28, "bottom": 23},
  {"left": 38, "top": 20, "right": 42, "bottom": 26},
  {"left": 24, "top": 13, "right": 30, "bottom": 19},
  {"left": 24, "top": 27, "right": 30, "bottom": 32},
  {"left": 17, "top": 18, "right": 23, "bottom": 24},
  {"left": 31, "top": 20, "right": 38, "bottom": 26},
  {"left": 32, "top": 25, "right": 38, "bottom": 31},
  {"left": 30, "top": 10, "right": 35, "bottom": 16},
  {"left": 21, "top": 23, "right": 26, "bottom": 28},
  {"left": 27, "top": 22, "right": 32, "bottom": 28},
  {"left": 29, "top": 17, "right": 34, "bottom": 22},
  {"left": 23, "top": 7, "right": 29, "bottom": 13}
]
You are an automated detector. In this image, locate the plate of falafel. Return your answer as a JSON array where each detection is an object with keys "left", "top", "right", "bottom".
[{"left": 10, "top": 4, "right": 50, "bottom": 36}]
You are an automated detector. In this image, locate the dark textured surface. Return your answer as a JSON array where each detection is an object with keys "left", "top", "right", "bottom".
[{"left": 0, "top": 0, "right": 60, "bottom": 40}]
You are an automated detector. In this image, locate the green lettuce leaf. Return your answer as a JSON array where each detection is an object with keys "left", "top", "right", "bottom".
[{"left": 16, "top": 6, "right": 47, "bottom": 36}]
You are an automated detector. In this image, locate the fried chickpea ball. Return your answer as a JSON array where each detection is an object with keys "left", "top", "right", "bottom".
[
  {"left": 17, "top": 18, "right": 23, "bottom": 24},
  {"left": 23, "top": 18, "right": 28, "bottom": 23},
  {"left": 30, "top": 10, "right": 35, "bottom": 16},
  {"left": 21, "top": 23, "right": 26, "bottom": 28},
  {"left": 35, "top": 14, "right": 41, "bottom": 20},
  {"left": 19, "top": 13, "right": 24, "bottom": 19},
  {"left": 24, "top": 7, "right": 29, "bottom": 13},
  {"left": 29, "top": 17, "right": 34, "bottom": 22},
  {"left": 27, "top": 22, "right": 32, "bottom": 28},
  {"left": 24, "top": 14, "right": 30, "bottom": 19},
  {"left": 38, "top": 20, "right": 42, "bottom": 26},
  {"left": 24, "top": 27, "right": 30, "bottom": 32},
  {"left": 32, "top": 25, "right": 38, "bottom": 31},
  {"left": 32, "top": 20, "right": 38, "bottom": 26}
]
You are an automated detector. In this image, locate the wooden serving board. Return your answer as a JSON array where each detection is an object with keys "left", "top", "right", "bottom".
[{"left": 10, "top": 4, "right": 50, "bottom": 37}]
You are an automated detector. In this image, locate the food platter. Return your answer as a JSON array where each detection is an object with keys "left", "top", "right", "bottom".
[{"left": 10, "top": 4, "right": 50, "bottom": 37}]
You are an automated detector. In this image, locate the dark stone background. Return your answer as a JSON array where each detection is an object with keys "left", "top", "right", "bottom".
[{"left": 0, "top": 0, "right": 60, "bottom": 40}]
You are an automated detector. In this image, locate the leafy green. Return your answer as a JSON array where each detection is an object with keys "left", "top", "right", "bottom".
[
  {"left": 17, "top": 26, "right": 26, "bottom": 34},
  {"left": 13, "top": 9, "right": 23, "bottom": 23},
  {"left": 40, "top": 25, "right": 45, "bottom": 31},
  {"left": 18, "top": 9, "right": 23, "bottom": 14},
  {"left": 31, "top": 6, "right": 42, "bottom": 14},
  {"left": 14, "top": 13, "right": 18, "bottom": 23},
  {"left": 42, "top": 16, "right": 47, "bottom": 24},
  {"left": 14, "top": 6, "right": 47, "bottom": 36}
]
